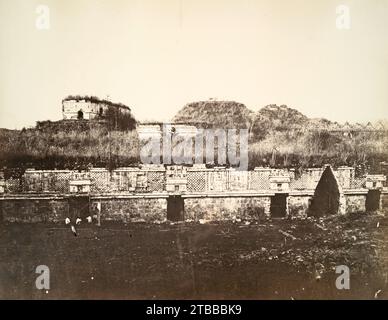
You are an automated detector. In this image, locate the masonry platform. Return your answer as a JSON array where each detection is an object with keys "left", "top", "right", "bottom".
[{"left": 0, "top": 165, "right": 386, "bottom": 223}]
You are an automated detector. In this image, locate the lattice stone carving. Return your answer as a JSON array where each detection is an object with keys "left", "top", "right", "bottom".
[
  {"left": 187, "top": 171, "right": 207, "bottom": 192},
  {"left": 146, "top": 171, "right": 164, "bottom": 192}
]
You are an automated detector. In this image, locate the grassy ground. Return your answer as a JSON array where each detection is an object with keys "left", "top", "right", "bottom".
[{"left": 0, "top": 213, "right": 387, "bottom": 299}]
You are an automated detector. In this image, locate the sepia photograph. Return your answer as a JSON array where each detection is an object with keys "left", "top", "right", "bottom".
[{"left": 0, "top": 0, "right": 388, "bottom": 307}]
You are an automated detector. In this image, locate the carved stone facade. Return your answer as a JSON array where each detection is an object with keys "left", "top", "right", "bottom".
[{"left": 0, "top": 165, "right": 387, "bottom": 222}]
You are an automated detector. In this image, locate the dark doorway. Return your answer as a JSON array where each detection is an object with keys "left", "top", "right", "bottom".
[
  {"left": 366, "top": 190, "right": 381, "bottom": 211},
  {"left": 68, "top": 195, "right": 90, "bottom": 220},
  {"left": 308, "top": 166, "right": 340, "bottom": 217},
  {"left": 77, "top": 110, "right": 84, "bottom": 119},
  {"left": 270, "top": 193, "right": 288, "bottom": 218},
  {"left": 167, "top": 195, "right": 184, "bottom": 221}
]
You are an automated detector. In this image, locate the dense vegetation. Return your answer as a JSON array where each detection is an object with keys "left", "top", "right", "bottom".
[
  {"left": 0, "top": 100, "right": 387, "bottom": 176},
  {"left": 104, "top": 105, "right": 137, "bottom": 131},
  {"left": 62, "top": 95, "right": 131, "bottom": 111},
  {"left": 173, "top": 100, "right": 254, "bottom": 129},
  {"left": 174, "top": 101, "right": 388, "bottom": 172},
  {"left": 0, "top": 125, "right": 139, "bottom": 176}
]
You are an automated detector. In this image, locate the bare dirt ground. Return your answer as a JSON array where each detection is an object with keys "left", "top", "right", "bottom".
[{"left": 0, "top": 213, "right": 387, "bottom": 299}]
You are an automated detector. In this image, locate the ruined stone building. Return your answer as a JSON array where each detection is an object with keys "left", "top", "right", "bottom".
[
  {"left": 0, "top": 165, "right": 387, "bottom": 223},
  {"left": 62, "top": 95, "right": 131, "bottom": 121}
]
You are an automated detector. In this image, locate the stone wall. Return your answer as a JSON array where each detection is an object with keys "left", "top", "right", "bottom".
[
  {"left": 344, "top": 194, "right": 367, "bottom": 214},
  {"left": 0, "top": 195, "right": 167, "bottom": 223},
  {"left": 380, "top": 192, "right": 388, "bottom": 213},
  {"left": 90, "top": 196, "right": 167, "bottom": 223},
  {"left": 1, "top": 194, "right": 272, "bottom": 223},
  {"left": 63, "top": 100, "right": 101, "bottom": 120},
  {"left": 62, "top": 99, "right": 131, "bottom": 120},
  {"left": 287, "top": 194, "right": 312, "bottom": 218},
  {"left": 183, "top": 195, "right": 271, "bottom": 221},
  {"left": 1, "top": 197, "right": 68, "bottom": 223},
  {"left": 2, "top": 165, "right": 366, "bottom": 195},
  {"left": 0, "top": 189, "right": 386, "bottom": 224}
]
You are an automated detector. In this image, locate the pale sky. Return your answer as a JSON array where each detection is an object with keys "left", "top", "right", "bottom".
[{"left": 0, "top": 0, "right": 387, "bottom": 129}]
